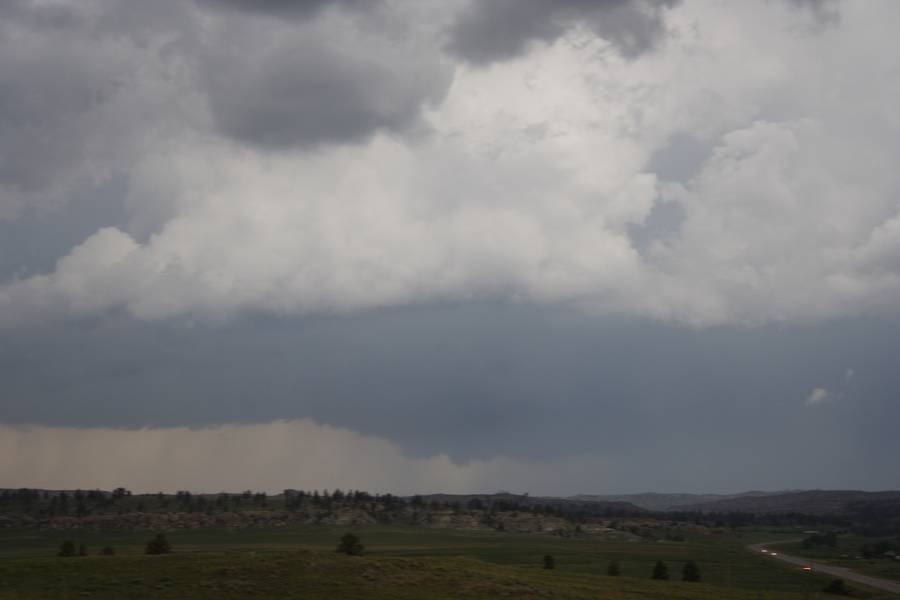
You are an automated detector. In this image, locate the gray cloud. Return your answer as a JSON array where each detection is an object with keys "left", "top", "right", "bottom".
[
  {"left": 646, "top": 132, "right": 710, "bottom": 183},
  {"left": 0, "top": 0, "right": 85, "bottom": 29},
  {"left": 787, "top": 0, "right": 841, "bottom": 25},
  {"left": 0, "top": 3, "right": 118, "bottom": 217},
  {"left": 447, "top": 0, "right": 679, "bottom": 65},
  {"left": 0, "top": 0, "right": 199, "bottom": 220},
  {"left": 0, "top": 0, "right": 447, "bottom": 222},
  {"left": 197, "top": 0, "right": 374, "bottom": 20},
  {"left": 193, "top": 0, "right": 453, "bottom": 150},
  {"left": 0, "top": 176, "right": 128, "bottom": 280},
  {"left": 203, "top": 29, "right": 452, "bottom": 150}
]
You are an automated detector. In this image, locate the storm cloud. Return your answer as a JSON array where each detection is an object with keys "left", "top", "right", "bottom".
[
  {"left": 197, "top": 0, "right": 373, "bottom": 20},
  {"left": 1, "top": 0, "right": 899, "bottom": 493},
  {"left": 3, "top": 1, "right": 900, "bottom": 327},
  {"left": 202, "top": 13, "right": 453, "bottom": 150},
  {"left": 447, "top": 0, "right": 680, "bottom": 65}
]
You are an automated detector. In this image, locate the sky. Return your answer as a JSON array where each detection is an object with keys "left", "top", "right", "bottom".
[{"left": 1, "top": 0, "right": 898, "bottom": 495}]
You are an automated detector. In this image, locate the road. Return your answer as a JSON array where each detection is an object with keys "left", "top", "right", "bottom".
[{"left": 747, "top": 541, "right": 900, "bottom": 596}]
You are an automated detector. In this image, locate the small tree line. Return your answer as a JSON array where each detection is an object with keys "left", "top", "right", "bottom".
[
  {"left": 540, "top": 555, "right": 701, "bottom": 582},
  {"left": 56, "top": 533, "right": 173, "bottom": 557},
  {"left": 7, "top": 487, "right": 885, "bottom": 537}
]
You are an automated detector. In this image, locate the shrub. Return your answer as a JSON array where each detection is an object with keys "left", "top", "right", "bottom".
[
  {"left": 607, "top": 560, "right": 621, "bottom": 576},
  {"left": 682, "top": 560, "right": 701, "bottom": 582},
  {"left": 336, "top": 532, "right": 364, "bottom": 556},
  {"left": 100, "top": 546, "right": 116, "bottom": 556},
  {"left": 145, "top": 533, "right": 172, "bottom": 555},
  {"left": 58, "top": 541, "right": 76, "bottom": 557},
  {"left": 651, "top": 560, "right": 669, "bottom": 580},
  {"left": 542, "top": 554, "right": 555, "bottom": 569},
  {"left": 823, "top": 578, "right": 851, "bottom": 595}
]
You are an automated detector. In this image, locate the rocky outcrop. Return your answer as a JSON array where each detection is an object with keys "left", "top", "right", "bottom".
[{"left": 493, "top": 512, "right": 571, "bottom": 534}]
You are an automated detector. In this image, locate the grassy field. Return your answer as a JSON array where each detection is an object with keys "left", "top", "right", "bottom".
[
  {"left": 769, "top": 536, "right": 900, "bottom": 583},
  {"left": 0, "top": 524, "right": 896, "bottom": 599}
]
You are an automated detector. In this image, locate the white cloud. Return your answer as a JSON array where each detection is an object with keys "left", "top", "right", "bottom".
[
  {"left": 805, "top": 387, "right": 830, "bottom": 406},
  {"left": 2, "top": 1, "right": 900, "bottom": 327},
  {"left": 0, "top": 420, "right": 607, "bottom": 495}
]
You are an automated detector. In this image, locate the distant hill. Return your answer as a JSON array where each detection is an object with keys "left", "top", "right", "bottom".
[
  {"left": 7, "top": 487, "right": 899, "bottom": 518},
  {"left": 567, "top": 492, "right": 780, "bottom": 512},
  {"left": 677, "top": 490, "right": 900, "bottom": 515}
]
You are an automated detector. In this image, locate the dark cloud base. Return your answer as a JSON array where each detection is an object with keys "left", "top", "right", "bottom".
[{"left": 2, "top": 304, "right": 897, "bottom": 490}]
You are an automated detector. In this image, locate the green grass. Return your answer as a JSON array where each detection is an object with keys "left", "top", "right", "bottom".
[
  {"left": 0, "top": 552, "right": 837, "bottom": 600},
  {"left": 0, "top": 525, "right": 896, "bottom": 599}
]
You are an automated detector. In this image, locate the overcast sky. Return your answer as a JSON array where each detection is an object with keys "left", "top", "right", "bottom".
[{"left": 1, "top": 0, "right": 898, "bottom": 495}]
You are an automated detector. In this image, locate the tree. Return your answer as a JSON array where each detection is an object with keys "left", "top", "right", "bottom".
[
  {"left": 100, "top": 546, "right": 116, "bottom": 556},
  {"left": 145, "top": 533, "right": 172, "bottom": 555},
  {"left": 607, "top": 560, "right": 622, "bottom": 576},
  {"left": 651, "top": 560, "right": 669, "bottom": 580},
  {"left": 543, "top": 554, "right": 555, "bottom": 570},
  {"left": 78, "top": 544, "right": 88, "bottom": 557},
  {"left": 823, "top": 578, "right": 850, "bottom": 595},
  {"left": 336, "top": 532, "right": 364, "bottom": 556},
  {"left": 58, "top": 540, "right": 76, "bottom": 557},
  {"left": 682, "top": 560, "right": 701, "bottom": 582}
]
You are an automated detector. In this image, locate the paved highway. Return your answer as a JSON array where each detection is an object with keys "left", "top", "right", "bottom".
[{"left": 747, "top": 541, "right": 900, "bottom": 596}]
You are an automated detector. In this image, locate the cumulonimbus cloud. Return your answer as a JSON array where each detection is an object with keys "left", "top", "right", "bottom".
[{"left": 1, "top": 1, "right": 899, "bottom": 328}]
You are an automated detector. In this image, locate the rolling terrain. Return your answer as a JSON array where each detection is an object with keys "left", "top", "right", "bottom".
[
  {"left": 568, "top": 491, "right": 782, "bottom": 512},
  {"left": 678, "top": 491, "right": 900, "bottom": 516},
  {"left": 2, "top": 523, "right": 896, "bottom": 599},
  {"left": 3, "top": 488, "right": 900, "bottom": 597}
]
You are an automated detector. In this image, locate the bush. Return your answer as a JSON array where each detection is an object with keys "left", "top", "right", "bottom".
[
  {"left": 607, "top": 560, "right": 621, "bottom": 576},
  {"left": 806, "top": 532, "right": 839, "bottom": 549},
  {"left": 78, "top": 544, "right": 88, "bottom": 556},
  {"left": 145, "top": 533, "right": 172, "bottom": 555},
  {"left": 682, "top": 560, "right": 701, "bottom": 582},
  {"left": 651, "top": 560, "right": 669, "bottom": 580},
  {"left": 542, "top": 554, "right": 555, "bottom": 570},
  {"left": 860, "top": 539, "right": 896, "bottom": 559},
  {"left": 336, "top": 532, "right": 364, "bottom": 556},
  {"left": 58, "top": 541, "right": 76, "bottom": 557},
  {"left": 823, "top": 578, "right": 851, "bottom": 595},
  {"left": 100, "top": 546, "right": 116, "bottom": 556}
]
